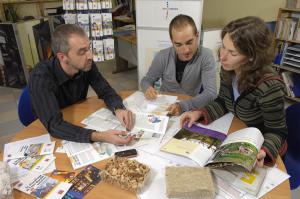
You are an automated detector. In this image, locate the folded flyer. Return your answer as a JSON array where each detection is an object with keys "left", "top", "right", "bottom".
[{"left": 14, "top": 171, "right": 72, "bottom": 199}]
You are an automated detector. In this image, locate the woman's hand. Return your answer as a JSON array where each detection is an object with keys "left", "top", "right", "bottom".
[
  {"left": 180, "top": 110, "right": 204, "bottom": 128},
  {"left": 256, "top": 149, "right": 266, "bottom": 167}
]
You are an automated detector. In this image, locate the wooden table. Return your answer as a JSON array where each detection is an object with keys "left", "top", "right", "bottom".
[
  {"left": 113, "top": 16, "right": 134, "bottom": 29},
  {"left": 2, "top": 91, "right": 291, "bottom": 199}
]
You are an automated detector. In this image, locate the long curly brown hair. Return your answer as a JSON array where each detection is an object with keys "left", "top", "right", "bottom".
[{"left": 220, "top": 16, "right": 275, "bottom": 92}]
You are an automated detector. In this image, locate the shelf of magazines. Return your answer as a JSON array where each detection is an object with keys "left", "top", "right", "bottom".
[
  {"left": 272, "top": 63, "right": 300, "bottom": 102},
  {"left": 285, "top": 95, "right": 300, "bottom": 102},
  {"left": 273, "top": 63, "right": 300, "bottom": 74},
  {"left": 63, "top": 0, "right": 115, "bottom": 62}
]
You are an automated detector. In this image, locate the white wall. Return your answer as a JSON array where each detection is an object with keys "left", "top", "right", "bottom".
[{"left": 202, "top": 0, "right": 286, "bottom": 28}]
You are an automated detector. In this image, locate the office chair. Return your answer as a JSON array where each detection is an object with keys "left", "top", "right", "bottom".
[
  {"left": 18, "top": 86, "right": 36, "bottom": 126},
  {"left": 284, "top": 102, "right": 300, "bottom": 190}
]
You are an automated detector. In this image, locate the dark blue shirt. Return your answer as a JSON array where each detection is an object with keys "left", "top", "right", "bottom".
[{"left": 29, "top": 57, "right": 124, "bottom": 143}]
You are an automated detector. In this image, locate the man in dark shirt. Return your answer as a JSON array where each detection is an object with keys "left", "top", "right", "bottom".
[{"left": 29, "top": 24, "right": 134, "bottom": 144}]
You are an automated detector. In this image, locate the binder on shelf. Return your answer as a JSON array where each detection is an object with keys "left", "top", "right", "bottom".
[
  {"left": 275, "top": 16, "right": 299, "bottom": 41},
  {"left": 282, "top": 44, "right": 300, "bottom": 68},
  {"left": 274, "top": 8, "right": 300, "bottom": 102},
  {"left": 281, "top": 71, "right": 294, "bottom": 97}
]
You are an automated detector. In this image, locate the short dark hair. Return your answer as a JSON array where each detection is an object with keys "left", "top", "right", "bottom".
[
  {"left": 169, "top": 14, "right": 198, "bottom": 40},
  {"left": 221, "top": 16, "right": 275, "bottom": 91},
  {"left": 51, "top": 24, "right": 86, "bottom": 55}
]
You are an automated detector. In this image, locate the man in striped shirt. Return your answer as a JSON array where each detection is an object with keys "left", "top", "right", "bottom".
[{"left": 29, "top": 24, "right": 134, "bottom": 144}]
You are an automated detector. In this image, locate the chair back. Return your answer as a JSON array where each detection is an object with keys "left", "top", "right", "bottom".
[
  {"left": 18, "top": 86, "right": 36, "bottom": 126},
  {"left": 286, "top": 102, "right": 300, "bottom": 158},
  {"left": 285, "top": 102, "right": 300, "bottom": 190}
]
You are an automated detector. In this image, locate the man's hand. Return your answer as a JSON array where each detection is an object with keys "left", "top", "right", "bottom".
[
  {"left": 256, "top": 149, "right": 266, "bottom": 168},
  {"left": 180, "top": 110, "right": 204, "bottom": 127},
  {"left": 115, "top": 109, "right": 134, "bottom": 131},
  {"left": 91, "top": 130, "right": 134, "bottom": 145},
  {"left": 144, "top": 86, "right": 159, "bottom": 100},
  {"left": 166, "top": 103, "right": 182, "bottom": 116}
]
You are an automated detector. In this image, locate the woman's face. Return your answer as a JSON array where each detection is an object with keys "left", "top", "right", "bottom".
[{"left": 220, "top": 33, "right": 247, "bottom": 74}]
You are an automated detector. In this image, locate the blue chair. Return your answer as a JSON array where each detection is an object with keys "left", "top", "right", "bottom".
[
  {"left": 18, "top": 86, "right": 36, "bottom": 126},
  {"left": 284, "top": 102, "right": 300, "bottom": 190}
]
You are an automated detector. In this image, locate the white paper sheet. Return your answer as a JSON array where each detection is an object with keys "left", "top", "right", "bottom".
[
  {"left": 4, "top": 134, "right": 52, "bottom": 161},
  {"left": 4, "top": 141, "right": 55, "bottom": 161},
  {"left": 123, "top": 91, "right": 177, "bottom": 115},
  {"left": 135, "top": 150, "right": 179, "bottom": 199},
  {"left": 7, "top": 155, "right": 56, "bottom": 174},
  {"left": 214, "top": 166, "right": 290, "bottom": 199},
  {"left": 195, "top": 112, "right": 234, "bottom": 134},
  {"left": 63, "top": 141, "right": 117, "bottom": 170}
]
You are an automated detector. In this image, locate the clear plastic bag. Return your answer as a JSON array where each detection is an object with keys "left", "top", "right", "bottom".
[{"left": 0, "top": 161, "right": 13, "bottom": 199}]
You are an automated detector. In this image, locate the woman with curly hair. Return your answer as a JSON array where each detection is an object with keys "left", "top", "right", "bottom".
[{"left": 180, "top": 16, "right": 287, "bottom": 167}]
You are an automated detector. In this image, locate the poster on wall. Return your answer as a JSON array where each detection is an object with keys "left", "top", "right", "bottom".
[
  {"left": 32, "top": 16, "right": 65, "bottom": 61},
  {"left": 0, "top": 23, "right": 27, "bottom": 88}
]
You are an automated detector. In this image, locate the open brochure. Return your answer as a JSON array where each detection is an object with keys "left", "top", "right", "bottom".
[
  {"left": 82, "top": 108, "right": 169, "bottom": 137},
  {"left": 214, "top": 166, "right": 290, "bottom": 199},
  {"left": 212, "top": 166, "right": 267, "bottom": 196},
  {"left": 13, "top": 171, "right": 72, "bottom": 199},
  {"left": 62, "top": 141, "right": 117, "bottom": 170},
  {"left": 206, "top": 127, "right": 264, "bottom": 172},
  {"left": 123, "top": 91, "right": 177, "bottom": 115},
  {"left": 7, "top": 154, "right": 56, "bottom": 173},
  {"left": 4, "top": 135, "right": 55, "bottom": 161},
  {"left": 161, "top": 125, "right": 264, "bottom": 171},
  {"left": 4, "top": 141, "right": 55, "bottom": 160}
]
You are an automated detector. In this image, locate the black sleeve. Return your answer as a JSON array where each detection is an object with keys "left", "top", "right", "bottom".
[
  {"left": 29, "top": 70, "right": 94, "bottom": 143},
  {"left": 87, "top": 63, "right": 124, "bottom": 112}
]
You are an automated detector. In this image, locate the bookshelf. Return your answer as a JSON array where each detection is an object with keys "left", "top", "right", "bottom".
[{"left": 274, "top": 8, "right": 300, "bottom": 103}]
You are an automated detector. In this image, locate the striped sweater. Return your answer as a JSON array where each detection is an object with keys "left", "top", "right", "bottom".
[{"left": 200, "top": 74, "right": 288, "bottom": 166}]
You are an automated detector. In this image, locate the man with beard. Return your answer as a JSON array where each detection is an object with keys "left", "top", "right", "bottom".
[
  {"left": 140, "top": 14, "right": 217, "bottom": 116},
  {"left": 29, "top": 24, "right": 134, "bottom": 144}
]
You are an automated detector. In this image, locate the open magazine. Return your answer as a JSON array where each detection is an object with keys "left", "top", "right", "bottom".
[{"left": 161, "top": 124, "right": 264, "bottom": 172}]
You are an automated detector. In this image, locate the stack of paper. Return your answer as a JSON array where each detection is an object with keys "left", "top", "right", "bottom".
[
  {"left": 4, "top": 135, "right": 56, "bottom": 177},
  {"left": 3, "top": 135, "right": 73, "bottom": 198}
]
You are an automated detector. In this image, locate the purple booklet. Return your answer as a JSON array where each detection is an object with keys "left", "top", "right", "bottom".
[
  {"left": 183, "top": 123, "right": 227, "bottom": 142},
  {"left": 160, "top": 123, "right": 227, "bottom": 166}
]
